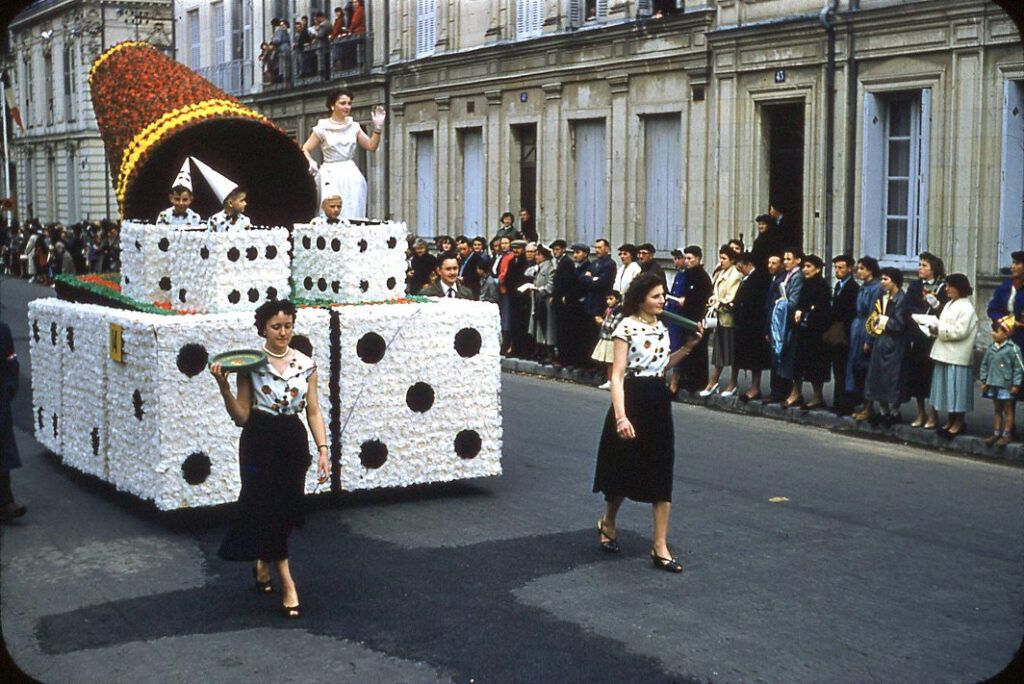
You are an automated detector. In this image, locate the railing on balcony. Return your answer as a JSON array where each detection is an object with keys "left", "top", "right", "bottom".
[
  {"left": 197, "top": 59, "right": 255, "bottom": 97},
  {"left": 262, "top": 34, "right": 367, "bottom": 90}
]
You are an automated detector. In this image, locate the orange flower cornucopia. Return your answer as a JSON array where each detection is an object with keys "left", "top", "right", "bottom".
[{"left": 89, "top": 41, "right": 315, "bottom": 225}]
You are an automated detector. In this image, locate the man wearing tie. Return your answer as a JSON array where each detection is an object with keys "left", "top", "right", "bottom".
[
  {"left": 827, "top": 254, "right": 860, "bottom": 415},
  {"left": 420, "top": 255, "right": 474, "bottom": 299}
]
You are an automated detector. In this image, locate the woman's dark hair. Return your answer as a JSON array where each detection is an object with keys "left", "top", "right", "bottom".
[
  {"left": 755, "top": 213, "right": 771, "bottom": 224},
  {"left": 945, "top": 272, "right": 972, "bottom": 297},
  {"left": 622, "top": 273, "right": 666, "bottom": 316},
  {"left": 719, "top": 244, "right": 737, "bottom": 260},
  {"left": 500, "top": 211, "right": 515, "bottom": 223},
  {"left": 918, "top": 251, "right": 946, "bottom": 280},
  {"left": 728, "top": 238, "right": 744, "bottom": 251},
  {"left": 804, "top": 254, "right": 825, "bottom": 270},
  {"left": 857, "top": 256, "right": 881, "bottom": 278},
  {"left": 618, "top": 243, "right": 638, "bottom": 259},
  {"left": 880, "top": 267, "right": 904, "bottom": 289},
  {"left": 254, "top": 299, "right": 297, "bottom": 337},
  {"left": 670, "top": 249, "right": 684, "bottom": 259},
  {"left": 326, "top": 88, "right": 354, "bottom": 112},
  {"left": 608, "top": 289, "right": 622, "bottom": 302}
]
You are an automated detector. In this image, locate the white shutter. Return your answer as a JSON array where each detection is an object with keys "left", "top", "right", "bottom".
[
  {"left": 416, "top": 0, "right": 436, "bottom": 58},
  {"left": 636, "top": 0, "right": 653, "bottom": 18},
  {"left": 568, "top": 0, "right": 583, "bottom": 27},
  {"left": 596, "top": 0, "right": 609, "bottom": 18},
  {"left": 915, "top": 88, "right": 930, "bottom": 255},
  {"left": 416, "top": 133, "right": 436, "bottom": 237},
  {"left": 574, "top": 120, "right": 606, "bottom": 246},
  {"left": 644, "top": 115, "right": 682, "bottom": 250},
  {"left": 860, "top": 92, "right": 884, "bottom": 258},
  {"left": 516, "top": 0, "right": 542, "bottom": 39},
  {"left": 1000, "top": 81, "right": 1024, "bottom": 267},
  {"left": 462, "top": 129, "right": 484, "bottom": 235},
  {"left": 213, "top": 3, "right": 226, "bottom": 65}
]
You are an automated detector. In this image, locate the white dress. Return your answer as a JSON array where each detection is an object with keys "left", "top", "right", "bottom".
[{"left": 312, "top": 116, "right": 367, "bottom": 219}]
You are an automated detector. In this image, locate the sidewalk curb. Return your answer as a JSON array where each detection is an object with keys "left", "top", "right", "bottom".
[{"left": 501, "top": 358, "right": 1024, "bottom": 466}]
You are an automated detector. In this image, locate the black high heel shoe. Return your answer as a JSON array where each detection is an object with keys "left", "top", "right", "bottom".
[
  {"left": 598, "top": 520, "right": 621, "bottom": 554},
  {"left": 281, "top": 604, "right": 301, "bottom": 619},
  {"left": 252, "top": 566, "right": 273, "bottom": 595},
  {"left": 650, "top": 548, "right": 683, "bottom": 573}
]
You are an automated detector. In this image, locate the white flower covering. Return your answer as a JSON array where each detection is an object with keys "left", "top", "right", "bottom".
[
  {"left": 119, "top": 222, "right": 291, "bottom": 313},
  {"left": 27, "top": 296, "right": 502, "bottom": 510},
  {"left": 335, "top": 298, "right": 502, "bottom": 490},
  {"left": 292, "top": 306, "right": 332, "bottom": 495},
  {"left": 59, "top": 306, "right": 109, "bottom": 478},
  {"left": 292, "top": 221, "right": 408, "bottom": 303},
  {"left": 27, "top": 299, "right": 64, "bottom": 454}
]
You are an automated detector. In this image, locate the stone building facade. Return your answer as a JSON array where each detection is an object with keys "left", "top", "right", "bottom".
[{"left": 7, "top": 0, "right": 173, "bottom": 224}]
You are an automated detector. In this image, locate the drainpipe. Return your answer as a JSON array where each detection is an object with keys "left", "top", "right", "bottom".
[
  {"left": 381, "top": 0, "right": 390, "bottom": 219},
  {"left": 843, "top": 0, "right": 859, "bottom": 255},
  {"left": 819, "top": 0, "right": 837, "bottom": 266}
]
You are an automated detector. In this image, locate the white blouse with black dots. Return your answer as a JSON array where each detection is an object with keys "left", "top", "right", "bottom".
[
  {"left": 612, "top": 317, "right": 671, "bottom": 377},
  {"left": 249, "top": 349, "right": 317, "bottom": 416}
]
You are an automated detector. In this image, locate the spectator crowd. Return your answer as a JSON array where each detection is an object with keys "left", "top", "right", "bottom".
[
  {"left": 261, "top": 2, "right": 367, "bottom": 84},
  {"left": 414, "top": 208, "right": 1024, "bottom": 447},
  {"left": 1, "top": 218, "right": 121, "bottom": 285}
]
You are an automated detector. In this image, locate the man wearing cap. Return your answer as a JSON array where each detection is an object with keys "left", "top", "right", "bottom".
[
  {"left": 420, "top": 255, "right": 474, "bottom": 299},
  {"left": 987, "top": 251, "right": 1024, "bottom": 351},
  {"left": 637, "top": 243, "right": 666, "bottom": 287},
  {"left": 156, "top": 159, "right": 203, "bottom": 227}
]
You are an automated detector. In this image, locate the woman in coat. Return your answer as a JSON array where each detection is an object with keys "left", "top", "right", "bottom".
[
  {"left": 905, "top": 252, "right": 947, "bottom": 428},
  {"left": 787, "top": 255, "right": 832, "bottom": 409},
  {"left": 927, "top": 273, "right": 979, "bottom": 438},
  {"left": 732, "top": 251, "right": 771, "bottom": 401},
  {"left": 528, "top": 245, "right": 557, "bottom": 362},
  {"left": 846, "top": 257, "right": 882, "bottom": 412},
  {"left": 701, "top": 245, "right": 743, "bottom": 397},
  {"left": 856, "top": 267, "right": 909, "bottom": 426}
]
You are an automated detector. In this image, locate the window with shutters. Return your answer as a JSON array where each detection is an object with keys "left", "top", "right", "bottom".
[
  {"left": 461, "top": 129, "right": 484, "bottom": 235},
  {"left": 643, "top": 115, "right": 682, "bottom": 249},
  {"left": 63, "top": 43, "right": 76, "bottom": 122},
  {"left": 416, "top": 132, "right": 436, "bottom": 237},
  {"left": 65, "top": 149, "right": 78, "bottom": 223},
  {"left": 416, "top": 0, "right": 437, "bottom": 58},
  {"left": 22, "top": 55, "right": 31, "bottom": 128},
  {"left": 516, "top": 0, "right": 543, "bottom": 39},
  {"left": 44, "top": 51, "right": 54, "bottom": 126},
  {"left": 212, "top": 3, "right": 226, "bottom": 65},
  {"left": 188, "top": 9, "right": 201, "bottom": 69},
  {"left": 999, "top": 80, "right": 1024, "bottom": 268},
  {"left": 568, "top": 0, "right": 608, "bottom": 27},
  {"left": 573, "top": 120, "right": 607, "bottom": 246},
  {"left": 861, "top": 90, "right": 931, "bottom": 268}
]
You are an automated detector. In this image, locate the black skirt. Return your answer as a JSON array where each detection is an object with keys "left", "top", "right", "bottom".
[
  {"left": 593, "top": 376, "right": 675, "bottom": 503},
  {"left": 905, "top": 334, "right": 936, "bottom": 400},
  {"left": 218, "top": 410, "right": 311, "bottom": 562}
]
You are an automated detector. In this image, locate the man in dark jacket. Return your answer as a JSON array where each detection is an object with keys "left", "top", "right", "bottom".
[
  {"left": 456, "top": 236, "right": 483, "bottom": 298},
  {"left": 0, "top": 322, "right": 25, "bottom": 523},
  {"left": 769, "top": 204, "right": 801, "bottom": 254},
  {"left": 550, "top": 240, "right": 575, "bottom": 366},
  {"left": 733, "top": 251, "right": 772, "bottom": 400},
  {"left": 750, "top": 213, "right": 784, "bottom": 271},
  {"left": 675, "top": 245, "right": 712, "bottom": 394},
  {"left": 828, "top": 254, "right": 860, "bottom": 415},
  {"left": 505, "top": 240, "right": 532, "bottom": 357},
  {"left": 987, "top": 250, "right": 1024, "bottom": 351},
  {"left": 553, "top": 243, "right": 591, "bottom": 367},
  {"left": 579, "top": 238, "right": 616, "bottom": 368},
  {"left": 637, "top": 243, "right": 666, "bottom": 287},
  {"left": 763, "top": 253, "right": 792, "bottom": 404}
]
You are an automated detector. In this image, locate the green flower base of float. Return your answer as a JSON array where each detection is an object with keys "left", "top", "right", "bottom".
[{"left": 54, "top": 273, "right": 183, "bottom": 316}]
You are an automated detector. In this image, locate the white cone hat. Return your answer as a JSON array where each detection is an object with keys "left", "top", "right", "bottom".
[
  {"left": 171, "top": 158, "right": 193, "bottom": 192},
  {"left": 190, "top": 156, "right": 239, "bottom": 204}
]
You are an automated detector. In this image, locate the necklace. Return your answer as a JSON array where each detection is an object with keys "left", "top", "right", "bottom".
[
  {"left": 262, "top": 344, "right": 289, "bottom": 359},
  {"left": 637, "top": 314, "right": 658, "bottom": 325}
]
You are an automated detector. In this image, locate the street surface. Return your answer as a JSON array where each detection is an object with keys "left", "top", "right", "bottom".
[{"left": 1, "top": 276, "right": 1023, "bottom": 682}]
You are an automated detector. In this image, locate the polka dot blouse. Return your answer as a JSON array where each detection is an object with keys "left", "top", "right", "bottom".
[
  {"left": 612, "top": 317, "right": 671, "bottom": 377},
  {"left": 249, "top": 349, "right": 317, "bottom": 416}
]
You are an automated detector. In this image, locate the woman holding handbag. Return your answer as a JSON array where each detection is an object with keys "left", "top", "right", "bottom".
[{"left": 700, "top": 245, "right": 743, "bottom": 397}]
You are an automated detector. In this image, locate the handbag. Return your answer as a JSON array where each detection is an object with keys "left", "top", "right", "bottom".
[
  {"left": 822, "top": 321, "right": 847, "bottom": 347},
  {"left": 703, "top": 305, "right": 718, "bottom": 330}
]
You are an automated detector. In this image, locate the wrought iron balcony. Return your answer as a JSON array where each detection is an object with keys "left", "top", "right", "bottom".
[{"left": 261, "top": 35, "right": 368, "bottom": 90}]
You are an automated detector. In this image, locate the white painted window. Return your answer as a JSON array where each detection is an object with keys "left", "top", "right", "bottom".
[
  {"left": 644, "top": 114, "right": 682, "bottom": 250},
  {"left": 573, "top": 119, "right": 606, "bottom": 246},
  {"left": 212, "top": 3, "right": 227, "bottom": 65},
  {"left": 416, "top": 132, "right": 435, "bottom": 237},
  {"left": 569, "top": 0, "right": 608, "bottom": 25},
  {"left": 999, "top": 80, "right": 1024, "bottom": 268},
  {"left": 188, "top": 9, "right": 201, "bottom": 69},
  {"left": 65, "top": 149, "right": 78, "bottom": 223},
  {"left": 416, "top": 0, "right": 436, "bottom": 58},
  {"left": 861, "top": 89, "right": 930, "bottom": 268},
  {"left": 461, "top": 128, "right": 484, "bottom": 235},
  {"left": 516, "top": 0, "right": 543, "bottom": 39},
  {"left": 43, "top": 51, "right": 54, "bottom": 126},
  {"left": 63, "top": 43, "right": 76, "bottom": 122}
]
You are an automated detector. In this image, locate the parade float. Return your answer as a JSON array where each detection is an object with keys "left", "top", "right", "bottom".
[{"left": 29, "top": 42, "right": 502, "bottom": 510}]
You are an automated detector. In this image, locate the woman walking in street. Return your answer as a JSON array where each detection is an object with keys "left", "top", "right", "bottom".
[
  {"left": 593, "top": 273, "right": 703, "bottom": 573},
  {"left": 211, "top": 300, "right": 330, "bottom": 618}
]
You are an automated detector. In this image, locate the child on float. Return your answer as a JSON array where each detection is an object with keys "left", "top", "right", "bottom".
[
  {"left": 191, "top": 156, "right": 252, "bottom": 231},
  {"left": 592, "top": 290, "right": 624, "bottom": 390},
  {"left": 980, "top": 316, "right": 1024, "bottom": 447},
  {"left": 308, "top": 193, "right": 343, "bottom": 227},
  {"left": 155, "top": 159, "right": 203, "bottom": 227}
]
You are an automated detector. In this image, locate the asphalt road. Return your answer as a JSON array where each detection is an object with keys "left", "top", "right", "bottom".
[{"left": 2, "top": 276, "right": 1023, "bottom": 683}]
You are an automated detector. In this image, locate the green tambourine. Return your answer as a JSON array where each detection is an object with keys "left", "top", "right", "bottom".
[{"left": 209, "top": 349, "right": 267, "bottom": 372}]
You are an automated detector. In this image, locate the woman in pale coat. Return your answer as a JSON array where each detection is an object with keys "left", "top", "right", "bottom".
[
  {"left": 614, "top": 243, "right": 641, "bottom": 295},
  {"left": 701, "top": 245, "right": 744, "bottom": 397},
  {"left": 528, "top": 244, "right": 557, "bottom": 362},
  {"left": 928, "top": 273, "right": 979, "bottom": 439}
]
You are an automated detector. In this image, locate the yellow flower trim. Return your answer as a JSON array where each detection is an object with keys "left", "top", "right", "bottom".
[
  {"left": 88, "top": 41, "right": 152, "bottom": 84},
  {"left": 115, "top": 99, "right": 271, "bottom": 206}
]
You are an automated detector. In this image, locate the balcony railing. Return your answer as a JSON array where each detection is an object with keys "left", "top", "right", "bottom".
[
  {"left": 197, "top": 59, "right": 255, "bottom": 97},
  {"left": 262, "top": 34, "right": 367, "bottom": 90}
]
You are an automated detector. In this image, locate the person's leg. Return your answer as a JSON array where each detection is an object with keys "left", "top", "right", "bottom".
[
  {"left": 706, "top": 364, "right": 723, "bottom": 389},
  {"left": 1003, "top": 400, "right": 1016, "bottom": 439},
  {"left": 255, "top": 559, "right": 271, "bottom": 583},
  {"left": 786, "top": 379, "right": 803, "bottom": 405},
  {"left": 810, "top": 381, "right": 824, "bottom": 405},
  {"left": 913, "top": 397, "right": 927, "bottom": 426},
  {"left": 746, "top": 369, "right": 763, "bottom": 398},
  {"left": 724, "top": 366, "right": 739, "bottom": 393},
  {"left": 276, "top": 559, "right": 299, "bottom": 609},
  {"left": 988, "top": 400, "right": 1004, "bottom": 445},
  {"left": 600, "top": 496, "right": 625, "bottom": 539},
  {"left": 651, "top": 501, "right": 673, "bottom": 558}
]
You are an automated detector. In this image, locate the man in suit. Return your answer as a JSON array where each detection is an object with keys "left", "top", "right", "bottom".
[
  {"left": 733, "top": 251, "right": 772, "bottom": 401},
  {"left": 456, "top": 236, "right": 483, "bottom": 298},
  {"left": 769, "top": 204, "right": 801, "bottom": 254},
  {"left": 675, "top": 245, "right": 713, "bottom": 394},
  {"left": 579, "top": 238, "right": 617, "bottom": 368},
  {"left": 828, "top": 254, "right": 860, "bottom": 415},
  {"left": 420, "top": 255, "right": 474, "bottom": 299},
  {"left": 550, "top": 239, "right": 576, "bottom": 367}
]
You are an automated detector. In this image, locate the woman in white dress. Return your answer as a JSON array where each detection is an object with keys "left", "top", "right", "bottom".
[{"left": 301, "top": 89, "right": 386, "bottom": 219}]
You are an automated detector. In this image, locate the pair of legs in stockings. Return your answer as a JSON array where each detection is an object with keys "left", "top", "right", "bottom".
[
  {"left": 599, "top": 496, "right": 674, "bottom": 559},
  {"left": 254, "top": 559, "right": 299, "bottom": 608}
]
